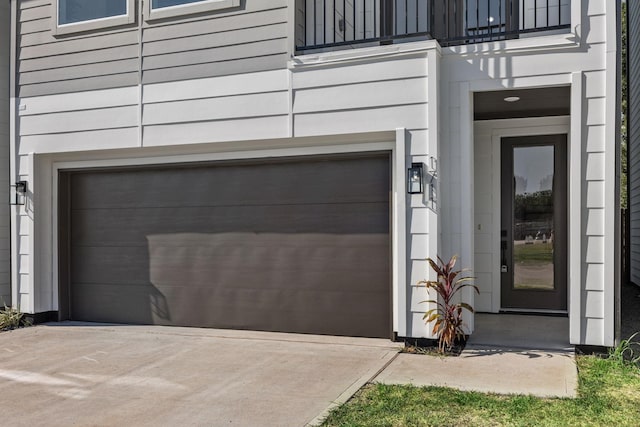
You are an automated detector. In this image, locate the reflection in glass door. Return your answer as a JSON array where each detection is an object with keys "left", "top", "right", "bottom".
[
  {"left": 501, "top": 135, "right": 567, "bottom": 311},
  {"left": 513, "top": 145, "right": 555, "bottom": 291}
]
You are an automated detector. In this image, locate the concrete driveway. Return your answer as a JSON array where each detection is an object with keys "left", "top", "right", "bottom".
[{"left": 0, "top": 323, "right": 398, "bottom": 426}]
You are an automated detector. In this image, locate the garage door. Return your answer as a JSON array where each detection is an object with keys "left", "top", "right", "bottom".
[{"left": 59, "top": 153, "right": 391, "bottom": 338}]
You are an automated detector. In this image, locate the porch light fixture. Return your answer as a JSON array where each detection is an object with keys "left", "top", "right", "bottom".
[
  {"left": 504, "top": 96, "right": 521, "bottom": 103},
  {"left": 10, "top": 181, "right": 27, "bottom": 206},
  {"left": 407, "top": 163, "right": 424, "bottom": 194}
]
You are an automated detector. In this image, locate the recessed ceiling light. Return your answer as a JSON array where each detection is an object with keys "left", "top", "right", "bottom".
[{"left": 504, "top": 96, "right": 521, "bottom": 103}]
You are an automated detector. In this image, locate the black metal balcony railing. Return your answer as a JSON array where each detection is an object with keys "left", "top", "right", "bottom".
[{"left": 296, "top": 0, "right": 571, "bottom": 52}]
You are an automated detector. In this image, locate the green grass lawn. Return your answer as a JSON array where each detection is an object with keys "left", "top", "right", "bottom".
[
  {"left": 321, "top": 356, "right": 640, "bottom": 427},
  {"left": 514, "top": 242, "right": 553, "bottom": 264}
]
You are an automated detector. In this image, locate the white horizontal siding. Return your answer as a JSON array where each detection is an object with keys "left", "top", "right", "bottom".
[
  {"left": 586, "top": 125, "right": 606, "bottom": 152},
  {"left": 585, "top": 236, "right": 605, "bottom": 264},
  {"left": 585, "top": 2, "right": 605, "bottom": 16},
  {"left": 16, "top": 153, "right": 32, "bottom": 312},
  {"left": 585, "top": 152, "right": 605, "bottom": 181},
  {"left": 293, "top": 56, "right": 429, "bottom": 138},
  {"left": 586, "top": 181, "right": 605, "bottom": 208},
  {"left": 584, "top": 263, "right": 604, "bottom": 291},
  {"left": 574, "top": 67, "right": 612, "bottom": 338},
  {"left": 585, "top": 98, "right": 606, "bottom": 126},
  {"left": 20, "top": 106, "right": 138, "bottom": 136},
  {"left": 584, "top": 13, "right": 607, "bottom": 45},
  {"left": 294, "top": 104, "right": 428, "bottom": 137},
  {"left": 19, "top": 87, "right": 139, "bottom": 116},
  {"left": 410, "top": 283, "right": 427, "bottom": 313},
  {"left": 15, "top": 68, "right": 296, "bottom": 153},
  {"left": 20, "top": 128, "right": 140, "bottom": 154},
  {"left": 17, "top": 86, "right": 141, "bottom": 154},
  {"left": 293, "top": 77, "right": 427, "bottom": 114},
  {"left": 583, "top": 318, "right": 604, "bottom": 345},
  {"left": 292, "top": 56, "right": 427, "bottom": 89},
  {"left": 446, "top": 43, "right": 607, "bottom": 83},
  {"left": 585, "top": 209, "right": 605, "bottom": 236},
  {"left": 584, "top": 70, "right": 606, "bottom": 98},
  {"left": 143, "top": 116, "right": 290, "bottom": 146},
  {"left": 581, "top": 44, "right": 607, "bottom": 330},
  {"left": 143, "top": 70, "right": 288, "bottom": 103},
  {"left": 409, "top": 208, "right": 430, "bottom": 234},
  {"left": 143, "top": 92, "right": 289, "bottom": 125},
  {"left": 141, "top": 69, "right": 290, "bottom": 145}
]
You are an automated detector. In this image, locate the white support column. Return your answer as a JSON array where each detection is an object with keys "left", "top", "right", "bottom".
[
  {"left": 459, "top": 81, "right": 475, "bottom": 333},
  {"left": 569, "top": 71, "right": 583, "bottom": 345},
  {"left": 602, "top": 0, "right": 619, "bottom": 347},
  {"left": 24, "top": 152, "right": 35, "bottom": 314},
  {"left": 394, "top": 128, "right": 408, "bottom": 337},
  {"left": 9, "top": 0, "right": 18, "bottom": 309}
]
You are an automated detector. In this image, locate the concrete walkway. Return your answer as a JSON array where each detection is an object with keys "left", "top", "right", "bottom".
[
  {"left": 375, "top": 345, "right": 577, "bottom": 398},
  {"left": 375, "top": 314, "right": 578, "bottom": 398}
]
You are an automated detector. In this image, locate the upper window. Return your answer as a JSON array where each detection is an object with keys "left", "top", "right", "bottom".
[
  {"left": 58, "top": 0, "right": 127, "bottom": 25},
  {"left": 152, "top": 0, "right": 211, "bottom": 8},
  {"left": 53, "top": 0, "right": 135, "bottom": 35},
  {"left": 145, "top": 0, "right": 240, "bottom": 20}
]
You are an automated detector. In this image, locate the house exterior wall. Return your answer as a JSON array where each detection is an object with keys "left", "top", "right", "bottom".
[
  {"left": 9, "top": 0, "right": 618, "bottom": 345},
  {"left": 629, "top": 0, "right": 640, "bottom": 287},
  {"left": 24, "top": 47, "right": 439, "bottom": 337},
  {"left": 0, "top": 0, "right": 11, "bottom": 306},
  {"left": 18, "top": 0, "right": 288, "bottom": 97},
  {"left": 461, "top": 1, "right": 618, "bottom": 346}
]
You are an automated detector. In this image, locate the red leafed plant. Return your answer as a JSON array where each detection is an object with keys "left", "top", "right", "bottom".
[{"left": 419, "top": 255, "right": 479, "bottom": 353}]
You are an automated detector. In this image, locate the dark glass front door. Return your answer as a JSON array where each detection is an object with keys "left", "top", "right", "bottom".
[{"left": 500, "top": 134, "right": 567, "bottom": 311}]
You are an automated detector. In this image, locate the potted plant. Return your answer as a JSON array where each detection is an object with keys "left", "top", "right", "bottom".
[{"left": 419, "top": 255, "right": 479, "bottom": 353}]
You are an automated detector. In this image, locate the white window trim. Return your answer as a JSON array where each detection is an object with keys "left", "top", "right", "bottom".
[
  {"left": 144, "top": 0, "right": 240, "bottom": 21},
  {"left": 52, "top": 0, "right": 136, "bottom": 36}
]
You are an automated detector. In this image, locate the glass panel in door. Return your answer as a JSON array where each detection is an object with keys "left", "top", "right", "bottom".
[{"left": 512, "top": 145, "right": 555, "bottom": 290}]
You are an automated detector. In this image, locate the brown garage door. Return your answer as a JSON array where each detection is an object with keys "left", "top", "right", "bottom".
[{"left": 59, "top": 153, "right": 391, "bottom": 338}]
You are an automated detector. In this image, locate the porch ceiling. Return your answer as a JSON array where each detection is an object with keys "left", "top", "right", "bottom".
[{"left": 474, "top": 87, "right": 571, "bottom": 121}]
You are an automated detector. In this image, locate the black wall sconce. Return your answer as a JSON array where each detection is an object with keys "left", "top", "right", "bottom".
[
  {"left": 407, "top": 163, "right": 424, "bottom": 194},
  {"left": 10, "top": 181, "right": 27, "bottom": 206}
]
